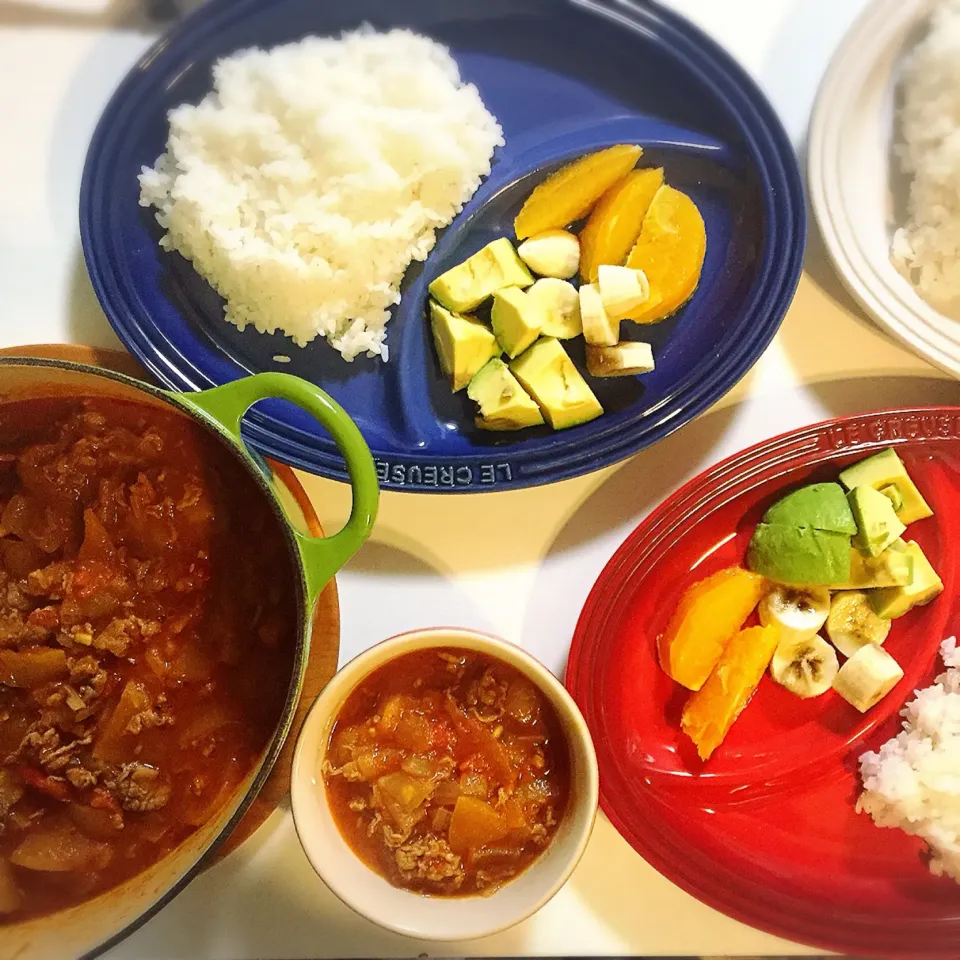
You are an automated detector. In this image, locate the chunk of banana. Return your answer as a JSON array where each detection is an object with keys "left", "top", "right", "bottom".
[
  {"left": 585, "top": 341, "right": 655, "bottom": 377},
  {"left": 579, "top": 282, "right": 619, "bottom": 346},
  {"left": 832, "top": 644, "right": 903, "bottom": 712},
  {"left": 770, "top": 634, "right": 838, "bottom": 698},
  {"left": 517, "top": 230, "right": 580, "bottom": 279},
  {"left": 826, "top": 590, "right": 891, "bottom": 659},
  {"left": 526, "top": 278, "right": 582, "bottom": 339},
  {"left": 758, "top": 585, "right": 830, "bottom": 645},
  {"left": 598, "top": 264, "right": 650, "bottom": 318}
]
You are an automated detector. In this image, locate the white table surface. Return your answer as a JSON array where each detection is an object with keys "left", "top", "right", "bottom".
[{"left": 1, "top": 0, "right": 957, "bottom": 956}]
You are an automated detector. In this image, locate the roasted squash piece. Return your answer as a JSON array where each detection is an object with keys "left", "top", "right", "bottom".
[
  {"left": 448, "top": 795, "right": 509, "bottom": 856},
  {"left": 0, "top": 648, "right": 67, "bottom": 689},
  {"left": 680, "top": 624, "right": 781, "bottom": 760},
  {"left": 357, "top": 746, "right": 403, "bottom": 780},
  {"left": 658, "top": 567, "right": 767, "bottom": 691},
  {"left": 499, "top": 796, "right": 529, "bottom": 833}
]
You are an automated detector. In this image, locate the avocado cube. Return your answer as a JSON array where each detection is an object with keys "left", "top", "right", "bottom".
[
  {"left": 429, "top": 301, "right": 500, "bottom": 393},
  {"left": 491, "top": 286, "right": 545, "bottom": 359},
  {"left": 467, "top": 358, "right": 544, "bottom": 431},
  {"left": 879, "top": 484, "right": 904, "bottom": 513},
  {"left": 839, "top": 544, "right": 914, "bottom": 588},
  {"left": 848, "top": 484, "right": 906, "bottom": 557},
  {"left": 869, "top": 541, "right": 943, "bottom": 618},
  {"left": 428, "top": 238, "right": 534, "bottom": 314},
  {"left": 510, "top": 338, "right": 603, "bottom": 430},
  {"left": 838, "top": 448, "right": 933, "bottom": 524}
]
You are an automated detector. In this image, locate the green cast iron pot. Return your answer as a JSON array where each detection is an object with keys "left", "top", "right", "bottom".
[{"left": 0, "top": 359, "right": 379, "bottom": 960}]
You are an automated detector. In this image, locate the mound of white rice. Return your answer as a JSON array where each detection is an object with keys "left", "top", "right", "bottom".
[
  {"left": 139, "top": 27, "right": 503, "bottom": 360},
  {"left": 891, "top": 0, "right": 960, "bottom": 307},
  {"left": 858, "top": 637, "right": 960, "bottom": 883}
]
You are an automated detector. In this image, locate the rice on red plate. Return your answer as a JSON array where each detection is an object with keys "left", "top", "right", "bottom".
[{"left": 858, "top": 636, "right": 960, "bottom": 883}]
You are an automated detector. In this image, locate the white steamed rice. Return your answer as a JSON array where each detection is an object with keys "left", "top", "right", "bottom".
[
  {"left": 138, "top": 27, "right": 504, "bottom": 361},
  {"left": 891, "top": 0, "right": 960, "bottom": 307},
  {"left": 858, "top": 636, "right": 960, "bottom": 883}
]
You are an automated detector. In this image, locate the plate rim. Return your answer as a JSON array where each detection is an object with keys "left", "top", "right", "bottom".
[
  {"left": 80, "top": 0, "right": 806, "bottom": 491},
  {"left": 565, "top": 403, "right": 960, "bottom": 956}
]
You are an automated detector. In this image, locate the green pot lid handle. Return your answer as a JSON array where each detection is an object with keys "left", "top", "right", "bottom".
[{"left": 171, "top": 373, "right": 379, "bottom": 607}]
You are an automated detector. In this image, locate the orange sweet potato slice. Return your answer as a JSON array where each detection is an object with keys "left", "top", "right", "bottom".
[
  {"left": 578, "top": 167, "right": 664, "bottom": 283},
  {"left": 514, "top": 145, "right": 643, "bottom": 240},
  {"left": 680, "top": 624, "right": 781, "bottom": 761},
  {"left": 624, "top": 184, "right": 706, "bottom": 324},
  {"left": 657, "top": 567, "right": 767, "bottom": 691}
]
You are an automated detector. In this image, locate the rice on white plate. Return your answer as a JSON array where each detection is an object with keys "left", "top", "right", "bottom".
[
  {"left": 891, "top": 0, "right": 960, "bottom": 308},
  {"left": 139, "top": 27, "right": 504, "bottom": 361},
  {"left": 858, "top": 636, "right": 960, "bottom": 883}
]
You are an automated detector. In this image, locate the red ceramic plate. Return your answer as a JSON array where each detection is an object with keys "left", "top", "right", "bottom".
[{"left": 566, "top": 407, "right": 960, "bottom": 957}]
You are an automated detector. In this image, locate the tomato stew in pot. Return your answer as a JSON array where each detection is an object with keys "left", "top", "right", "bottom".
[
  {"left": 324, "top": 648, "right": 569, "bottom": 896},
  {"left": 0, "top": 397, "right": 295, "bottom": 921}
]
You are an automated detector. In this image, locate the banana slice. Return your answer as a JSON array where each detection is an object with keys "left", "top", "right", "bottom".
[
  {"left": 517, "top": 230, "right": 580, "bottom": 279},
  {"left": 826, "top": 590, "right": 891, "bottom": 659},
  {"left": 585, "top": 341, "right": 655, "bottom": 377},
  {"left": 832, "top": 644, "right": 903, "bottom": 712},
  {"left": 758, "top": 585, "right": 830, "bottom": 645},
  {"left": 526, "top": 278, "right": 582, "bottom": 339},
  {"left": 598, "top": 265, "right": 650, "bottom": 318},
  {"left": 579, "top": 283, "right": 619, "bottom": 346},
  {"left": 770, "top": 634, "right": 839, "bottom": 698}
]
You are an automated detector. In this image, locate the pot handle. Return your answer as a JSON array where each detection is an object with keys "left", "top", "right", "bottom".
[{"left": 170, "top": 373, "right": 378, "bottom": 607}]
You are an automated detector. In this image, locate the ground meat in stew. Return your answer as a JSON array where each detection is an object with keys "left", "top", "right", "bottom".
[
  {"left": 0, "top": 397, "right": 295, "bottom": 922},
  {"left": 324, "top": 648, "right": 569, "bottom": 896}
]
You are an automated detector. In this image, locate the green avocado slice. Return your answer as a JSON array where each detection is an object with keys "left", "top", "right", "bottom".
[
  {"left": 429, "top": 301, "right": 499, "bottom": 392},
  {"left": 468, "top": 358, "right": 544, "bottom": 431},
  {"left": 747, "top": 523, "right": 851, "bottom": 585},
  {"left": 762, "top": 482, "right": 857, "bottom": 535}
]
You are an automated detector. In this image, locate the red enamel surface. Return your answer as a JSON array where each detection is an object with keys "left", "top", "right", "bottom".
[{"left": 566, "top": 409, "right": 960, "bottom": 956}]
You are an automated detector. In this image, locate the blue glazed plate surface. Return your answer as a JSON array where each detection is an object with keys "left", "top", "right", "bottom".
[{"left": 80, "top": 0, "right": 805, "bottom": 492}]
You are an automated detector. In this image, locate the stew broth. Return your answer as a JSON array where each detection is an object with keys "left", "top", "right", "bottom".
[
  {"left": 0, "top": 397, "right": 295, "bottom": 921},
  {"left": 324, "top": 648, "right": 569, "bottom": 896}
]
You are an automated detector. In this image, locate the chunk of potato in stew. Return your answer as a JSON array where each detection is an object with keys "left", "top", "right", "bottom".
[
  {"left": 0, "top": 397, "right": 296, "bottom": 922},
  {"left": 324, "top": 649, "right": 568, "bottom": 895}
]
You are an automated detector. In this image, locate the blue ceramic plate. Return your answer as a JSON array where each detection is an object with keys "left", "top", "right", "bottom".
[{"left": 81, "top": 0, "right": 804, "bottom": 493}]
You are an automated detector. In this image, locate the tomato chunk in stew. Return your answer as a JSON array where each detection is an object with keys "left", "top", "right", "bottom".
[
  {"left": 324, "top": 649, "right": 569, "bottom": 895},
  {"left": 0, "top": 397, "right": 295, "bottom": 921}
]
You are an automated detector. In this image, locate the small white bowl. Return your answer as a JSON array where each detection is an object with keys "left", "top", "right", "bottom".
[{"left": 290, "top": 627, "right": 599, "bottom": 941}]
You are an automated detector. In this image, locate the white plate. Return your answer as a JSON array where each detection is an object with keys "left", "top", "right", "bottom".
[{"left": 808, "top": 0, "right": 960, "bottom": 378}]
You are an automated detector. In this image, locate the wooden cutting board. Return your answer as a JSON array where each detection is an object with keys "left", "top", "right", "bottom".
[{"left": 0, "top": 344, "right": 341, "bottom": 860}]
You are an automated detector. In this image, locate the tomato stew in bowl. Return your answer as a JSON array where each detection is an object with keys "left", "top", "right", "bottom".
[
  {"left": 291, "top": 628, "right": 598, "bottom": 942},
  {"left": 323, "top": 648, "right": 568, "bottom": 896},
  {"left": 0, "top": 396, "right": 296, "bottom": 922}
]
